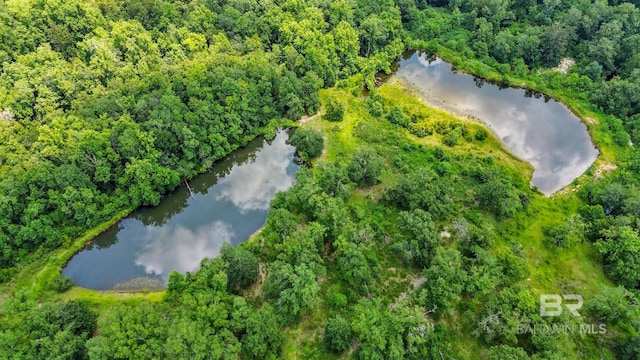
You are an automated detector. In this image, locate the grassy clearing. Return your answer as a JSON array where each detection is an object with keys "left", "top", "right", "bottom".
[
  {"left": 284, "top": 75, "right": 619, "bottom": 358},
  {"left": 2, "top": 208, "right": 133, "bottom": 296},
  {"left": 379, "top": 80, "right": 533, "bottom": 179}
]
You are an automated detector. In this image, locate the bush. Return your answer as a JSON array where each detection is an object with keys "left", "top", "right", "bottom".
[
  {"left": 443, "top": 131, "right": 460, "bottom": 146},
  {"left": 387, "top": 106, "right": 409, "bottom": 127},
  {"left": 324, "top": 316, "right": 352, "bottom": 353},
  {"left": 477, "top": 176, "right": 523, "bottom": 219},
  {"left": 584, "top": 286, "right": 634, "bottom": 325},
  {"left": 288, "top": 128, "right": 324, "bottom": 163},
  {"left": 324, "top": 97, "right": 345, "bottom": 122},
  {"left": 347, "top": 148, "right": 384, "bottom": 187},
  {"left": 222, "top": 243, "right": 260, "bottom": 291},
  {"left": 542, "top": 217, "right": 585, "bottom": 249},
  {"left": 622, "top": 336, "right": 640, "bottom": 360},
  {"left": 486, "top": 345, "right": 530, "bottom": 359},
  {"left": 367, "top": 94, "right": 385, "bottom": 117},
  {"left": 475, "top": 127, "right": 489, "bottom": 141},
  {"left": 51, "top": 274, "right": 74, "bottom": 293},
  {"left": 327, "top": 292, "right": 348, "bottom": 310}
]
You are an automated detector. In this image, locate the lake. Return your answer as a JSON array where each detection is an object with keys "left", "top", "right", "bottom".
[
  {"left": 62, "top": 130, "right": 299, "bottom": 291},
  {"left": 392, "top": 51, "right": 599, "bottom": 194}
]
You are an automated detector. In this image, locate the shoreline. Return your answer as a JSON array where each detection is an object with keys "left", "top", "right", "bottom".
[{"left": 395, "top": 47, "right": 605, "bottom": 196}]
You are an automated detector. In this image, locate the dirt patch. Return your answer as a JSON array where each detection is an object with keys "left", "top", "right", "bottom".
[
  {"left": 298, "top": 112, "right": 320, "bottom": 125},
  {"left": 552, "top": 58, "right": 575, "bottom": 74},
  {"left": 411, "top": 276, "right": 427, "bottom": 289},
  {"left": 584, "top": 117, "right": 598, "bottom": 125},
  {"left": 594, "top": 162, "right": 617, "bottom": 180},
  {"left": 395, "top": 276, "right": 427, "bottom": 303}
]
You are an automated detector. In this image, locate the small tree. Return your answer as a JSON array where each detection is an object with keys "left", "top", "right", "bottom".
[
  {"left": 241, "top": 305, "right": 284, "bottom": 360},
  {"left": 325, "top": 316, "right": 352, "bottom": 353},
  {"left": 596, "top": 226, "right": 640, "bottom": 289},
  {"left": 418, "top": 247, "right": 467, "bottom": 315},
  {"left": 324, "top": 97, "right": 345, "bottom": 122},
  {"left": 222, "top": 243, "right": 260, "bottom": 291},
  {"left": 367, "top": 94, "right": 385, "bottom": 117},
  {"left": 622, "top": 336, "right": 640, "bottom": 360},
  {"left": 477, "top": 176, "right": 523, "bottom": 219},
  {"left": 387, "top": 106, "right": 409, "bottom": 127},
  {"left": 542, "top": 216, "right": 585, "bottom": 249},
  {"left": 288, "top": 128, "right": 324, "bottom": 163},
  {"left": 51, "top": 274, "right": 74, "bottom": 293},
  {"left": 347, "top": 148, "right": 383, "bottom": 187}
]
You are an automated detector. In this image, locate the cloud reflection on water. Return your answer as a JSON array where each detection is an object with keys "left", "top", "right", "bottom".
[
  {"left": 216, "top": 133, "right": 296, "bottom": 213},
  {"left": 396, "top": 52, "right": 598, "bottom": 194},
  {"left": 135, "top": 221, "right": 234, "bottom": 281}
]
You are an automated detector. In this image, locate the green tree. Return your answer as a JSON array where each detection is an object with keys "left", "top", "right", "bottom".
[
  {"left": 486, "top": 345, "right": 530, "bottom": 359},
  {"left": 288, "top": 128, "right": 324, "bottom": 163},
  {"left": 622, "top": 336, "right": 640, "bottom": 360},
  {"left": 347, "top": 148, "right": 384, "bottom": 187},
  {"left": 221, "top": 243, "right": 260, "bottom": 291},
  {"left": 324, "top": 96, "right": 345, "bottom": 122},
  {"left": 584, "top": 286, "right": 636, "bottom": 325},
  {"left": 263, "top": 261, "right": 320, "bottom": 323},
  {"left": 385, "top": 167, "right": 454, "bottom": 217},
  {"left": 86, "top": 303, "right": 170, "bottom": 359},
  {"left": 335, "top": 238, "right": 378, "bottom": 295},
  {"left": 394, "top": 209, "right": 440, "bottom": 266},
  {"left": 418, "top": 247, "right": 467, "bottom": 314},
  {"left": 240, "top": 305, "right": 284, "bottom": 360},
  {"left": 325, "top": 316, "right": 352, "bottom": 353},
  {"left": 317, "top": 162, "right": 350, "bottom": 199},
  {"left": 477, "top": 175, "right": 523, "bottom": 219},
  {"left": 542, "top": 216, "right": 585, "bottom": 249},
  {"left": 387, "top": 106, "right": 409, "bottom": 127},
  {"left": 596, "top": 226, "right": 640, "bottom": 289}
]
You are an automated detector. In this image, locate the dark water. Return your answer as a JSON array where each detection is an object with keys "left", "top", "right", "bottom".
[
  {"left": 62, "top": 130, "right": 299, "bottom": 290},
  {"left": 392, "top": 51, "right": 599, "bottom": 194}
]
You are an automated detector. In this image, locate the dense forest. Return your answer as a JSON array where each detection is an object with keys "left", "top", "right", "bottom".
[{"left": 1, "top": 0, "right": 640, "bottom": 359}]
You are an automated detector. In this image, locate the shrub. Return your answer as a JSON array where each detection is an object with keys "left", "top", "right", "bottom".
[
  {"left": 475, "top": 127, "right": 489, "bottom": 141},
  {"left": 324, "top": 316, "right": 352, "bottom": 353},
  {"left": 367, "top": 94, "right": 385, "bottom": 117},
  {"left": 324, "top": 97, "right": 345, "bottom": 122},
  {"left": 288, "top": 128, "right": 324, "bottom": 163},
  {"left": 387, "top": 106, "right": 409, "bottom": 127},
  {"left": 327, "top": 292, "right": 348, "bottom": 310},
  {"left": 347, "top": 148, "right": 384, "bottom": 187},
  {"left": 51, "top": 274, "right": 74, "bottom": 293},
  {"left": 222, "top": 243, "right": 260, "bottom": 291}
]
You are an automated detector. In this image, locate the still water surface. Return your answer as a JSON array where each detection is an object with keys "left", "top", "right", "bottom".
[
  {"left": 392, "top": 51, "right": 599, "bottom": 194},
  {"left": 62, "top": 130, "right": 298, "bottom": 290}
]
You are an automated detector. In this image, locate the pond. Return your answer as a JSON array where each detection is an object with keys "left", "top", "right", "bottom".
[
  {"left": 391, "top": 51, "right": 599, "bottom": 194},
  {"left": 62, "top": 130, "right": 299, "bottom": 291}
]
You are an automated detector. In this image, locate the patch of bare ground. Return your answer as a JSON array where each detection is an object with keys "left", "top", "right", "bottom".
[
  {"left": 395, "top": 275, "right": 427, "bottom": 303},
  {"left": 318, "top": 136, "right": 329, "bottom": 161},
  {"left": 552, "top": 58, "right": 575, "bottom": 74},
  {"left": 298, "top": 112, "right": 320, "bottom": 125},
  {"left": 245, "top": 262, "right": 268, "bottom": 298},
  {"left": 594, "top": 162, "right": 617, "bottom": 180},
  {"left": 584, "top": 116, "right": 598, "bottom": 125}
]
